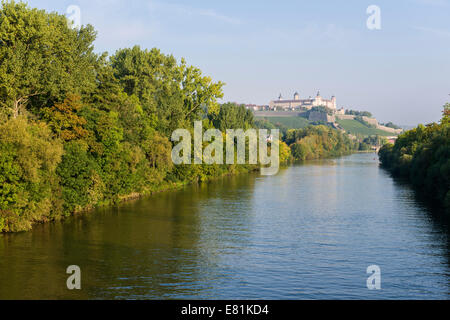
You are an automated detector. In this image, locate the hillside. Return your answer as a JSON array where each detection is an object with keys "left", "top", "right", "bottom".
[
  {"left": 336, "top": 119, "right": 394, "bottom": 136},
  {"left": 258, "top": 116, "right": 397, "bottom": 137},
  {"left": 256, "top": 116, "right": 312, "bottom": 129}
]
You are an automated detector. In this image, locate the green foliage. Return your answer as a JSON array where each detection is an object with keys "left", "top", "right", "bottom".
[
  {"left": 0, "top": 3, "right": 366, "bottom": 232},
  {"left": 0, "top": 143, "right": 20, "bottom": 210},
  {"left": 255, "top": 116, "right": 311, "bottom": 130},
  {"left": 110, "top": 46, "right": 224, "bottom": 135},
  {"left": 383, "top": 122, "right": 401, "bottom": 130},
  {"left": 279, "top": 141, "right": 291, "bottom": 163},
  {"left": 336, "top": 119, "right": 393, "bottom": 136},
  {"left": 358, "top": 135, "right": 385, "bottom": 151},
  {"left": 0, "top": 2, "right": 236, "bottom": 232},
  {"left": 379, "top": 106, "right": 450, "bottom": 209},
  {"left": 0, "top": 117, "right": 63, "bottom": 232},
  {"left": 442, "top": 103, "right": 450, "bottom": 125},
  {"left": 57, "top": 141, "right": 100, "bottom": 213},
  {"left": 254, "top": 119, "right": 276, "bottom": 130},
  {"left": 209, "top": 102, "right": 254, "bottom": 131},
  {"left": 345, "top": 110, "right": 372, "bottom": 117},
  {"left": 310, "top": 106, "right": 333, "bottom": 115},
  {"left": 41, "top": 94, "right": 89, "bottom": 141},
  {"left": 0, "top": 1, "right": 97, "bottom": 118},
  {"left": 284, "top": 125, "right": 358, "bottom": 161}
]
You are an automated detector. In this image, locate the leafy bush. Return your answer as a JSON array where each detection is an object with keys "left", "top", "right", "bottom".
[{"left": 0, "top": 118, "right": 63, "bottom": 232}]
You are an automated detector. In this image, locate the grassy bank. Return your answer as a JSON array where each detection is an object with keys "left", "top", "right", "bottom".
[
  {"left": 336, "top": 119, "right": 393, "bottom": 136},
  {"left": 255, "top": 116, "right": 312, "bottom": 129}
]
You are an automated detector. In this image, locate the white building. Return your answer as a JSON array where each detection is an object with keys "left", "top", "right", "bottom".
[{"left": 269, "top": 91, "right": 336, "bottom": 111}]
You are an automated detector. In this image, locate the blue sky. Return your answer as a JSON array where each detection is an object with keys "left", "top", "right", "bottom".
[{"left": 27, "top": 0, "right": 450, "bottom": 125}]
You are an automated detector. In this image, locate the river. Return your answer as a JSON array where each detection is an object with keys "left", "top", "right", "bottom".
[{"left": 0, "top": 153, "right": 448, "bottom": 299}]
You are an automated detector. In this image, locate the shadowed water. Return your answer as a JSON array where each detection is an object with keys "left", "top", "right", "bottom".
[{"left": 0, "top": 153, "right": 448, "bottom": 299}]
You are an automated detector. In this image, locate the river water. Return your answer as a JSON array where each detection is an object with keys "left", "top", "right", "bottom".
[{"left": 0, "top": 153, "right": 448, "bottom": 299}]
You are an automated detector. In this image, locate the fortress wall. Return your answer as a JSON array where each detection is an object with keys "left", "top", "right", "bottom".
[
  {"left": 337, "top": 115, "right": 379, "bottom": 127},
  {"left": 254, "top": 111, "right": 308, "bottom": 117},
  {"left": 336, "top": 114, "right": 355, "bottom": 120},
  {"left": 329, "top": 115, "right": 336, "bottom": 123},
  {"left": 362, "top": 116, "right": 379, "bottom": 127},
  {"left": 377, "top": 125, "right": 403, "bottom": 134},
  {"left": 308, "top": 111, "right": 335, "bottom": 123}
]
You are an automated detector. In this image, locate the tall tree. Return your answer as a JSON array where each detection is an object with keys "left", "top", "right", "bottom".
[
  {"left": 111, "top": 46, "right": 224, "bottom": 135},
  {"left": 0, "top": 1, "right": 98, "bottom": 119},
  {"left": 41, "top": 94, "right": 89, "bottom": 141}
]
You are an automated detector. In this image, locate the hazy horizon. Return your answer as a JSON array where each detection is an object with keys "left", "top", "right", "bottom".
[{"left": 27, "top": 0, "right": 450, "bottom": 126}]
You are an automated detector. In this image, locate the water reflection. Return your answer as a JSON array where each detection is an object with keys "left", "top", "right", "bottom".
[
  {"left": 0, "top": 154, "right": 448, "bottom": 299},
  {"left": 385, "top": 171, "right": 450, "bottom": 275}
]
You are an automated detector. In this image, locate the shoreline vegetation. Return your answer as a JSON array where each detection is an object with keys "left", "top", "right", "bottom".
[
  {"left": 0, "top": 2, "right": 360, "bottom": 233},
  {"left": 283, "top": 125, "right": 359, "bottom": 161},
  {"left": 378, "top": 104, "right": 450, "bottom": 211}
]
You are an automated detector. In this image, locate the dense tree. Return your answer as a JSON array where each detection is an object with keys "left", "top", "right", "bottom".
[
  {"left": 0, "top": 3, "right": 362, "bottom": 232},
  {"left": 383, "top": 122, "right": 401, "bottom": 129},
  {"left": 110, "top": 46, "right": 224, "bottom": 135},
  {"left": 209, "top": 102, "right": 254, "bottom": 131},
  {"left": 0, "top": 2, "right": 234, "bottom": 232},
  {"left": 41, "top": 94, "right": 89, "bottom": 141},
  {"left": 0, "top": 1, "right": 97, "bottom": 119},
  {"left": 345, "top": 110, "right": 372, "bottom": 117},
  {"left": 279, "top": 141, "right": 292, "bottom": 163},
  {"left": 285, "top": 125, "right": 358, "bottom": 161},
  {"left": 0, "top": 117, "right": 63, "bottom": 232},
  {"left": 57, "top": 140, "right": 100, "bottom": 213},
  {"left": 442, "top": 103, "right": 449, "bottom": 125},
  {"left": 379, "top": 105, "right": 450, "bottom": 209}
]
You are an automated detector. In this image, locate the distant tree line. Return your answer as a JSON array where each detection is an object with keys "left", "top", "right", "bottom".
[
  {"left": 310, "top": 106, "right": 334, "bottom": 115},
  {"left": 381, "top": 122, "right": 401, "bottom": 129},
  {"left": 345, "top": 110, "right": 373, "bottom": 117},
  {"left": 358, "top": 135, "right": 386, "bottom": 151},
  {"left": 283, "top": 125, "right": 359, "bottom": 161}
]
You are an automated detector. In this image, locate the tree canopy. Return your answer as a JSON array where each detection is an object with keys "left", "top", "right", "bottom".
[
  {"left": 0, "top": 2, "right": 230, "bottom": 232},
  {"left": 379, "top": 104, "right": 450, "bottom": 209},
  {"left": 0, "top": 1, "right": 97, "bottom": 118},
  {"left": 0, "top": 2, "right": 361, "bottom": 232}
]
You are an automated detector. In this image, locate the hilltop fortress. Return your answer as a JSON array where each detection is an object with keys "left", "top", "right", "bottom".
[
  {"left": 246, "top": 91, "right": 343, "bottom": 113},
  {"left": 245, "top": 91, "right": 403, "bottom": 136},
  {"left": 270, "top": 91, "right": 336, "bottom": 111}
]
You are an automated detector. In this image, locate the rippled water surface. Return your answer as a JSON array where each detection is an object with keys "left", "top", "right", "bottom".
[{"left": 0, "top": 153, "right": 448, "bottom": 299}]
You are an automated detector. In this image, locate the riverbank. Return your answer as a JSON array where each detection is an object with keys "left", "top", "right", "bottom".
[
  {"left": 0, "top": 3, "right": 257, "bottom": 233},
  {"left": 2, "top": 153, "right": 448, "bottom": 299},
  {"left": 378, "top": 105, "right": 449, "bottom": 211},
  {"left": 0, "top": 163, "right": 258, "bottom": 233},
  {"left": 76, "top": 164, "right": 259, "bottom": 217}
]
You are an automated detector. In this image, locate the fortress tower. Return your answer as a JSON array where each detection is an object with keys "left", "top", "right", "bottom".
[{"left": 313, "top": 91, "right": 322, "bottom": 106}]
